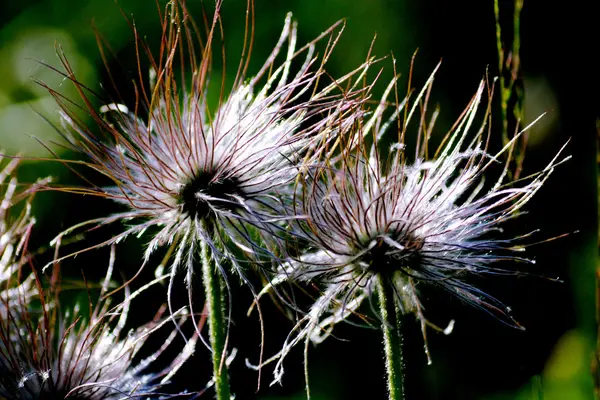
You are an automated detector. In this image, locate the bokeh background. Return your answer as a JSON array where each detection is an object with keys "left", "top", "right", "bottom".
[{"left": 0, "top": 0, "right": 597, "bottom": 399}]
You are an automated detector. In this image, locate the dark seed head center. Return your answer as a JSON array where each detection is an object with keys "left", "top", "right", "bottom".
[
  {"left": 362, "top": 233, "right": 424, "bottom": 275},
  {"left": 178, "top": 171, "right": 243, "bottom": 220}
]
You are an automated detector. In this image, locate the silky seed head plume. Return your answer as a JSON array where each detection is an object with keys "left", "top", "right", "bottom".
[
  {"left": 257, "top": 67, "right": 569, "bottom": 383},
  {"left": 44, "top": 3, "right": 362, "bottom": 293},
  {"left": 0, "top": 248, "right": 196, "bottom": 399}
]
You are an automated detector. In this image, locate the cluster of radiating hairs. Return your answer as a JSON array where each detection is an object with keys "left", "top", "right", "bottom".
[
  {"left": 250, "top": 65, "right": 568, "bottom": 383},
  {"left": 7, "top": 0, "right": 567, "bottom": 396},
  {"left": 41, "top": 0, "right": 366, "bottom": 328},
  {"left": 0, "top": 160, "right": 198, "bottom": 399}
]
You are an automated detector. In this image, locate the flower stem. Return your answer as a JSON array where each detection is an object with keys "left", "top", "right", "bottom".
[
  {"left": 201, "top": 238, "right": 231, "bottom": 400},
  {"left": 376, "top": 275, "right": 405, "bottom": 400}
]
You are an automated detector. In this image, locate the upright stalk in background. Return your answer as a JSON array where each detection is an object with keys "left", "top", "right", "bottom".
[
  {"left": 593, "top": 122, "right": 600, "bottom": 398},
  {"left": 201, "top": 237, "right": 232, "bottom": 400},
  {"left": 376, "top": 276, "right": 405, "bottom": 400},
  {"left": 494, "top": 0, "right": 526, "bottom": 179}
]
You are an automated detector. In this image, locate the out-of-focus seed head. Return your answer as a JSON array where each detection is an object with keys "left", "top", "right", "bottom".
[{"left": 0, "top": 247, "right": 197, "bottom": 399}]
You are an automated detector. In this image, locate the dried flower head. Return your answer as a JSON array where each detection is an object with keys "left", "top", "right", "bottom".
[
  {"left": 0, "top": 247, "right": 196, "bottom": 399},
  {"left": 43, "top": 2, "right": 360, "bottom": 297},
  {"left": 257, "top": 67, "right": 568, "bottom": 383}
]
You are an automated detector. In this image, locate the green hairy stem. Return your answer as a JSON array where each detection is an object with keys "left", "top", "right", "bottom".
[
  {"left": 201, "top": 238, "right": 232, "bottom": 400},
  {"left": 376, "top": 275, "right": 405, "bottom": 400}
]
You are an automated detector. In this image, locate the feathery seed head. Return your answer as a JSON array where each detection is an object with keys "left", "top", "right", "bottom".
[
  {"left": 0, "top": 248, "right": 196, "bottom": 399},
  {"left": 261, "top": 67, "right": 568, "bottom": 382},
  {"left": 47, "top": 3, "right": 362, "bottom": 286}
]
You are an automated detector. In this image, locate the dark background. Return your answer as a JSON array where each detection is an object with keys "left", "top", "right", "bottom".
[{"left": 0, "top": 0, "right": 597, "bottom": 399}]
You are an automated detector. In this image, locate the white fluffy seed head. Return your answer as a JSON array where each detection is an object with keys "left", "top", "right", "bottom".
[
  {"left": 261, "top": 67, "right": 568, "bottom": 383},
  {"left": 0, "top": 249, "right": 196, "bottom": 399},
  {"left": 47, "top": 5, "right": 364, "bottom": 294}
]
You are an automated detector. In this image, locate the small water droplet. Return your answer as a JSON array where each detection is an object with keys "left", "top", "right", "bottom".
[{"left": 443, "top": 319, "right": 455, "bottom": 335}]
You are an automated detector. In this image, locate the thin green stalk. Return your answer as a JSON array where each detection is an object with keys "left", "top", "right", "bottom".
[
  {"left": 376, "top": 275, "right": 405, "bottom": 400},
  {"left": 511, "top": 0, "right": 526, "bottom": 179},
  {"left": 200, "top": 237, "right": 231, "bottom": 400},
  {"left": 494, "top": 0, "right": 526, "bottom": 178},
  {"left": 493, "top": 0, "right": 509, "bottom": 146}
]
